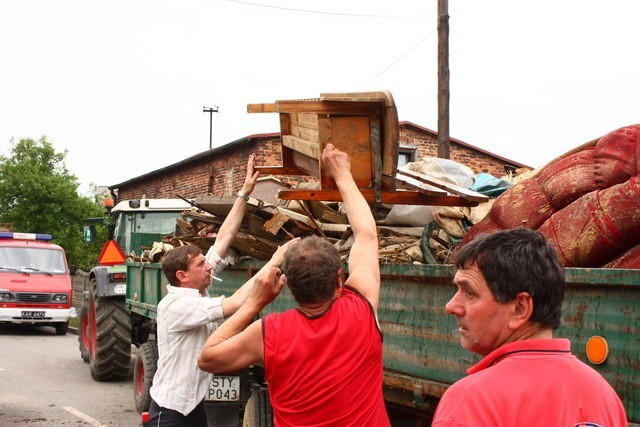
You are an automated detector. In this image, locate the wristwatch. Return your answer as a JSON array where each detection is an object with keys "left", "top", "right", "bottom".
[{"left": 237, "top": 191, "right": 250, "bottom": 201}]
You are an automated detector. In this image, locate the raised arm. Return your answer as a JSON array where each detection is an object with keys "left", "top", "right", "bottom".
[
  {"left": 199, "top": 266, "right": 285, "bottom": 373},
  {"left": 211, "top": 153, "right": 260, "bottom": 259},
  {"left": 221, "top": 237, "right": 300, "bottom": 317},
  {"left": 322, "top": 144, "right": 380, "bottom": 312}
]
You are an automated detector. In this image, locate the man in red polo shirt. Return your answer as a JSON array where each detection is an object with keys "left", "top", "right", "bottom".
[{"left": 432, "top": 227, "right": 627, "bottom": 426}]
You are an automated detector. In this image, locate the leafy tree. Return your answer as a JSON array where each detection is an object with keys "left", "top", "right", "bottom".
[{"left": 0, "top": 136, "right": 105, "bottom": 269}]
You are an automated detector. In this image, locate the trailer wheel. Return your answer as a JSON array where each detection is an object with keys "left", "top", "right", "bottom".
[
  {"left": 133, "top": 340, "right": 158, "bottom": 413},
  {"left": 78, "top": 299, "right": 90, "bottom": 362},
  {"left": 88, "top": 278, "right": 132, "bottom": 381},
  {"left": 242, "top": 389, "right": 273, "bottom": 427},
  {"left": 54, "top": 320, "right": 69, "bottom": 335}
]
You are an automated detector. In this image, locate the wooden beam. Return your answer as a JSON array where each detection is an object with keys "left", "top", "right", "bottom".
[
  {"left": 397, "top": 169, "right": 489, "bottom": 202},
  {"left": 247, "top": 103, "right": 277, "bottom": 113},
  {"left": 254, "top": 166, "right": 309, "bottom": 176},
  {"left": 282, "top": 135, "right": 320, "bottom": 159},
  {"left": 274, "top": 100, "right": 380, "bottom": 116},
  {"left": 277, "top": 189, "right": 479, "bottom": 207}
]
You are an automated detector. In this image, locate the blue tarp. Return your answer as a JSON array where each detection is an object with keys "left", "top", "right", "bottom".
[{"left": 470, "top": 173, "right": 513, "bottom": 197}]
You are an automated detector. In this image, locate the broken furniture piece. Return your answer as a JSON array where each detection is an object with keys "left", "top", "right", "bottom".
[{"left": 248, "top": 91, "right": 487, "bottom": 207}]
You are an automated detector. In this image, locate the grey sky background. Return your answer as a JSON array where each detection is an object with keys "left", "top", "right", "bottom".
[{"left": 2, "top": 1, "right": 638, "bottom": 194}]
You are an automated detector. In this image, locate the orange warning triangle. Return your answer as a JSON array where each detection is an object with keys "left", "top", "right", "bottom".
[{"left": 98, "top": 240, "right": 126, "bottom": 266}]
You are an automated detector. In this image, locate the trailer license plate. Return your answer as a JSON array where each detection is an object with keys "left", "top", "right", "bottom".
[
  {"left": 22, "top": 311, "right": 45, "bottom": 318},
  {"left": 206, "top": 375, "right": 239, "bottom": 401},
  {"left": 114, "top": 284, "right": 126, "bottom": 294}
]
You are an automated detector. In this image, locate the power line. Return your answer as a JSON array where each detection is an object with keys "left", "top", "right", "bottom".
[
  {"left": 14, "top": 0, "right": 204, "bottom": 108},
  {"left": 360, "top": 28, "right": 437, "bottom": 89},
  {"left": 219, "top": 0, "right": 428, "bottom": 18},
  {"left": 58, "top": 0, "right": 208, "bottom": 106}
]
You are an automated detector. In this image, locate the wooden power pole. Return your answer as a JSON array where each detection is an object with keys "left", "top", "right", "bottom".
[{"left": 437, "top": 0, "right": 450, "bottom": 159}]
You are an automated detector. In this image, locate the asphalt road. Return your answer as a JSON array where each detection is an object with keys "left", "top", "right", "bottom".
[{"left": 0, "top": 324, "right": 140, "bottom": 426}]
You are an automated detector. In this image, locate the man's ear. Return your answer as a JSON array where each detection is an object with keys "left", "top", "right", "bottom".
[
  {"left": 509, "top": 292, "right": 534, "bottom": 330},
  {"left": 333, "top": 268, "right": 345, "bottom": 297},
  {"left": 175, "top": 269, "right": 188, "bottom": 284}
]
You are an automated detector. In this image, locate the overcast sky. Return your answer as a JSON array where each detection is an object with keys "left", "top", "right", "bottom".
[{"left": 2, "top": 1, "right": 639, "bottom": 194}]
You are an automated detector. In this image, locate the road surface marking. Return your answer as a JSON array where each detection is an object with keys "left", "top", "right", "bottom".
[{"left": 62, "top": 406, "right": 110, "bottom": 427}]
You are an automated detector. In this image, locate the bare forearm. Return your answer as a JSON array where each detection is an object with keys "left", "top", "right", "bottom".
[
  {"left": 204, "top": 301, "right": 260, "bottom": 350},
  {"left": 334, "top": 174, "right": 376, "bottom": 239},
  {"left": 212, "top": 196, "right": 246, "bottom": 258}
]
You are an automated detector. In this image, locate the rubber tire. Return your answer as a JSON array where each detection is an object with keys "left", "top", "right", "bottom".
[
  {"left": 79, "top": 299, "right": 91, "bottom": 363},
  {"left": 88, "top": 278, "right": 132, "bottom": 381},
  {"left": 242, "top": 389, "right": 273, "bottom": 427},
  {"left": 54, "top": 320, "right": 69, "bottom": 335},
  {"left": 133, "top": 341, "right": 158, "bottom": 414}
]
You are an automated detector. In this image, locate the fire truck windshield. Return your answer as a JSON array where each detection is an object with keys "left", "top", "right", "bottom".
[{"left": 0, "top": 247, "right": 67, "bottom": 274}]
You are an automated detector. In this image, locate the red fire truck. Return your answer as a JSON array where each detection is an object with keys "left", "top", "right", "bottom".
[{"left": 0, "top": 231, "right": 73, "bottom": 335}]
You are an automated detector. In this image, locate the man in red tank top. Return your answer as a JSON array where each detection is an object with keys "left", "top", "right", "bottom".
[{"left": 198, "top": 144, "right": 390, "bottom": 426}]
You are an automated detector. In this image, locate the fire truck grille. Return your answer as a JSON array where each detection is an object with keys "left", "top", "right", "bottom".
[{"left": 17, "top": 293, "right": 51, "bottom": 303}]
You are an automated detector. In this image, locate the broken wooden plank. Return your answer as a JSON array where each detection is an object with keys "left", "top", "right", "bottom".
[
  {"left": 397, "top": 169, "right": 489, "bottom": 203},
  {"left": 263, "top": 212, "right": 290, "bottom": 236},
  {"left": 277, "top": 189, "right": 480, "bottom": 207}
]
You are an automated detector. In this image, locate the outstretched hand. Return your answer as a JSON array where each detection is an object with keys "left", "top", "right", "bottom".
[{"left": 240, "top": 153, "right": 260, "bottom": 196}]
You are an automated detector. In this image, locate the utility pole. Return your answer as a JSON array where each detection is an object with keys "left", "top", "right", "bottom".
[
  {"left": 437, "top": 0, "right": 450, "bottom": 159},
  {"left": 203, "top": 106, "right": 219, "bottom": 150}
]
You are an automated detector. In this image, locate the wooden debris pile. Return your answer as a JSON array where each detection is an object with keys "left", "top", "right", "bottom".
[{"left": 157, "top": 193, "right": 438, "bottom": 265}]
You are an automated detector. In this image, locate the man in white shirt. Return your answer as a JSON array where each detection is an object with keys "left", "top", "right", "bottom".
[{"left": 145, "top": 154, "right": 297, "bottom": 426}]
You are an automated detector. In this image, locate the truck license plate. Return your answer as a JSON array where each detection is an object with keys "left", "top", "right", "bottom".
[
  {"left": 206, "top": 375, "right": 239, "bottom": 401},
  {"left": 114, "top": 284, "right": 126, "bottom": 294},
  {"left": 22, "top": 311, "right": 45, "bottom": 318}
]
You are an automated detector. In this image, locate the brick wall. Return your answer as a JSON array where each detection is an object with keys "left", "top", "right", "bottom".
[
  {"left": 116, "top": 136, "right": 312, "bottom": 201},
  {"left": 114, "top": 124, "right": 527, "bottom": 201},
  {"left": 399, "top": 124, "right": 521, "bottom": 177}
]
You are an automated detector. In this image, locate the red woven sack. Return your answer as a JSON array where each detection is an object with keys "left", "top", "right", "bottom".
[
  {"left": 537, "top": 147, "right": 598, "bottom": 210},
  {"left": 593, "top": 125, "right": 640, "bottom": 188},
  {"left": 538, "top": 177, "right": 640, "bottom": 267},
  {"left": 489, "top": 178, "right": 553, "bottom": 230}
]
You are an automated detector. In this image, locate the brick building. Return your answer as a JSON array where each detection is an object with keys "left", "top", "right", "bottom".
[{"left": 110, "top": 121, "right": 530, "bottom": 202}]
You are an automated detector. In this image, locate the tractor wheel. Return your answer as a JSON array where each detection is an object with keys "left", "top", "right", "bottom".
[
  {"left": 133, "top": 340, "right": 158, "bottom": 414},
  {"left": 88, "top": 278, "right": 132, "bottom": 381},
  {"left": 242, "top": 389, "right": 273, "bottom": 427},
  {"left": 78, "top": 299, "right": 90, "bottom": 362}
]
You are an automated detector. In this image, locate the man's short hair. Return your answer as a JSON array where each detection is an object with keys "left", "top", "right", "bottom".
[
  {"left": 281, "top": 235, "right": 341, "bottom": 304},
  {"left": 161, "top": 245, "right": 202, "bottom": 287},
  {"left": 453, "top": 227, "right": 565, "bottom": 329}
]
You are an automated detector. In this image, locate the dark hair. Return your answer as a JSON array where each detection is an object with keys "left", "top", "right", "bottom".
[
  {"left": 453, "top": 227, "right": 565, "bottom": 329},
  {"left": 281, "top": 235, "right": 342, "bottom": 304},
  {"left": 161, "top": 245, "right": 202, "bottom": 287}
]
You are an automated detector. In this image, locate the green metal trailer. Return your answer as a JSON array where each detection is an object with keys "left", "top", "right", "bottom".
[{"left": 126, "top": 259, "right": 640, "bottom": 425}]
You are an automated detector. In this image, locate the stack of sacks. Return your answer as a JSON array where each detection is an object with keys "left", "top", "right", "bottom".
[{"left": 459, "top": 124, "right": 640, "bottom": 268}]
